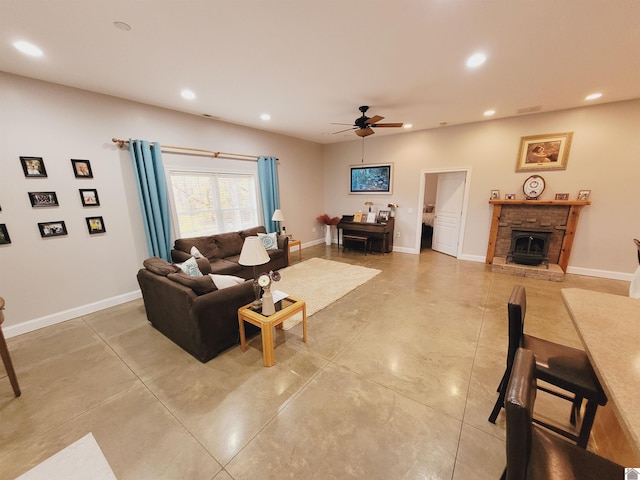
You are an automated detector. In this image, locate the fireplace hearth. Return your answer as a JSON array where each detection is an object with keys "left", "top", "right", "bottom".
[{"left": 507, "top": 229, "right": 552, "bottom": 267}]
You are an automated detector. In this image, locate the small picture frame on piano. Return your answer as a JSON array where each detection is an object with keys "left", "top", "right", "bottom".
[
  {"left": 377, "top": 210, "right": 390, "bottom": 223},
  {"left": 366, "top": 212, "right": 377, "bottom": 223},
  {"left": 353, "top": 211, "right": 363, "bottom": 222}
]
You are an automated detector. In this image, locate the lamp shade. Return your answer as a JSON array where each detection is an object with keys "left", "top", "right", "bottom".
[
  {"left": 271, "top": 209, "right": 285, "bottom": 222},
  {"left": 238, "top": 237, "right": 270, "bottom": 266}
]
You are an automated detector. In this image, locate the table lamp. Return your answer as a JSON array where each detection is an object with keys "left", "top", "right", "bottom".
[
  {"left": 272, "top": 209, "right": 285, "bottom": 235},
  {"left": 238, "top": 236, "right": 270, "bottom": 310},
  {"left": 364, "top": 201, "right": 374, "bottom": 212}
]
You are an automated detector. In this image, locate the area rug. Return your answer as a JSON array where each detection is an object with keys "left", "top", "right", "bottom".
[
  {"left": 271, "top": 257, "right": 381, "bottom": 330},
  {"left": 17, "top": 433, "right": 117, "bottom": 480}
]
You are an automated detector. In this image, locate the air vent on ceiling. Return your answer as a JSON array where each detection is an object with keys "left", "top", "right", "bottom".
[{"left": 517, "top": 106, "right": 542, "bottom": 114}]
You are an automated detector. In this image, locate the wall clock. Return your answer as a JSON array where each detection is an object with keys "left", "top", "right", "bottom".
[{"left": 523, "top": 175, "right": 545, "bottom": 200}]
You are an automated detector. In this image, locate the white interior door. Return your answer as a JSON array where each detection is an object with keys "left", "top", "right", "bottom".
[{"left": 432, "top": 172, "right": 466, "bottom": 256}]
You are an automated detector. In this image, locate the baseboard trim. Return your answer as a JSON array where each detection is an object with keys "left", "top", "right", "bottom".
[
  {"left": 4, "top": 290, "right": 142, "bottom": 338},
  {"left": 565, "top": 266, "right": 634, "bottom": 282}
]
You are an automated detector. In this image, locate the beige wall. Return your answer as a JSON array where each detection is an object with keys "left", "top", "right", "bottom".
[
  {"left": 0, "top": 73, "right": 324, "bottom": 332},
  {"left": 1, "top": 71, "right": 637, "bottom": 334},
  {"left": 323, "top": 99, "right": 640, "bottom": 278}
]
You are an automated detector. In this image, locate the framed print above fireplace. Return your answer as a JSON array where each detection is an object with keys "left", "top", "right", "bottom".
[{"left": 516, "top": 132, "right": 573, "bottom": 172}]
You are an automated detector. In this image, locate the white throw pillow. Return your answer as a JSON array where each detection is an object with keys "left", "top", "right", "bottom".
[
  {"left": 190, "top": 246, "right": 204, "bottom": 259},
  {"left": 176, "top": 256, "right": 203, "bottom": 277},
  {"left": 258, "top": 232, "right": 278, "bottom": 250},
  {"left": 209, "top": 274, "right": 245, "bottom": 290}
]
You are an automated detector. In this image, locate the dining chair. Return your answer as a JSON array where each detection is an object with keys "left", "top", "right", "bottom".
[
  {"left": 501, "top": 348, "right": 623, "bottom": 480},
  {"left": 488, "top": 285, "right": 606, "bottom": 448},
  {"left": 0, "top": 297, "right": 21, "bottom": 396}
]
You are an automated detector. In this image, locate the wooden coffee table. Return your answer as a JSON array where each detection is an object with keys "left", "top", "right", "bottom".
[{"left": 238, "top": 296, "right": 307, "bottom": 367}]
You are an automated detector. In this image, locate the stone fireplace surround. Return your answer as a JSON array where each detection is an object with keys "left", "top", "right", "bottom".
[{"left": 485, "top": 200, "right": 590, "bottom": 280}]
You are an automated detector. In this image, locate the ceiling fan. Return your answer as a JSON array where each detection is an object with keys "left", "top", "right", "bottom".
[{"left": 332, "top": 106, "right": 404, "bottom": 137}]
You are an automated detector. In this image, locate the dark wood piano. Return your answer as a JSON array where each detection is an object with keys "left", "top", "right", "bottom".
[{"left": 337, "top": 215, "right": 395, "bottom": 253}]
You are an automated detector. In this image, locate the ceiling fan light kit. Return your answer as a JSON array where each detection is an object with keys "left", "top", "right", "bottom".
[{"left": 332, "top": 106, "right": 404, "bottom": 137}]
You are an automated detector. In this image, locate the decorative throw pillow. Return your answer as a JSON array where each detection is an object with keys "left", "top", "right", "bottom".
[
  {"left": 175, "top": 256, "right": 203, "bottom": 277},
  {"left": 257, "top": 232, "right": 278, "bottom": 250},
  {"left": 190, "top": 246, "right": 205, "bottom": 259},
  {"left": 209, "top": 274, "right": 245, "bottom": 290},
  {"left": 167, "top": 273, "right": 217, "bottom": 295}
]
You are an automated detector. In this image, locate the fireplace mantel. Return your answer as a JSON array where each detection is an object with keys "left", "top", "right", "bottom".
[{"left": 486, "top": 199, "right": 591, "bottom": 272}]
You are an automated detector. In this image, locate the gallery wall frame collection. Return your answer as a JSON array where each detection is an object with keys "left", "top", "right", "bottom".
[
  {"left": 11, "top": 156, "right": 106, "bottom": 243},
  {"left": 0, "top": 224, "right": 10, "bottom": 244}
]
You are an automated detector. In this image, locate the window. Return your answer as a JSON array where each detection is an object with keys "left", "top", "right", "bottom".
[{"left": 169, "top": 170, "right": 260, "bottom": 238}]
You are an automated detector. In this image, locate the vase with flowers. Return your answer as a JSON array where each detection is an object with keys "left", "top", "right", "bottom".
[
  {"left": 257, "top": 270, "right": 281, "bottom": 315},
  {"left": 316, "top": 214, "right": 340, "bottom": 246},
  {"left": 387, "top": 203, "right": 399, "bottom": 217}
]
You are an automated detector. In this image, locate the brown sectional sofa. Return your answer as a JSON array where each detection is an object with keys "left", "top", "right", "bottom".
[
  {"left": 171, "top": 226, "right": 289, "bottom": 279},
  {"left": 137, "top": 256, "right": 260, "bottom": 362},
  {"left": 137, "top": 226, "right": 288, "bottom": 362}
]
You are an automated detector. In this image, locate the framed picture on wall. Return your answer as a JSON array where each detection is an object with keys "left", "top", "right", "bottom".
[
  {"left": 86, "top": 216, "right": 106, "bottom": 234},
  {"left": 71, "top": 159, "right": 93, "bottom": 178},
  {"left": 350, "top": 163, "right": 393, "bottom": 194},
  {"left": 516, "top": 132, "right": 573, "bottom": 172},
  {"left": 28, "top": 191, "right": 59, "bottom": 207},
  {"left": 20, "top": 156, "right": 47, "bottom": 178},
  {"left": 79, "top": 188, "right": 100, "bottom": 206},
  {"left": 0, "top": 224, "right": 11, "bottom": 245},
  {"left": 38, "top": 221, "right": 68, "bottom": 238}
]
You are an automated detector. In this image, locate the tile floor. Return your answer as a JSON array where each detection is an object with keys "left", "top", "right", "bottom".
[{"left": 0, "top": 246, "right": 630, "bottom": 479}]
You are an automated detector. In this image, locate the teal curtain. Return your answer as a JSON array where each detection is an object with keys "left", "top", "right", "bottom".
[
  {"left": 258, "top": 156, "right": 279, "bottom": 233},
  {"left": 129, "top": 139, "right": 172, "bottom": 260}
]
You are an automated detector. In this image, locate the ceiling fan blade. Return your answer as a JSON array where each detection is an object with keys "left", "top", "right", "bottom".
[
  {"left": 330, "top": 122, "right": 355, "bottom": 126},
  {"left": 332, "top": 127, "right": 356, "bottom": 134},
  {"left": 371, "top": 123, "right": 404, "bottom": 128},
  {"left": 365, "top": 115, "right": 384, "bottom": 125},
  {"left": 356, "top": 127, "right": 375, "bottom": 137}
]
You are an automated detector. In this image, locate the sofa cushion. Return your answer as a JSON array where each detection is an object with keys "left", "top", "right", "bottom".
[
  {"left": 240, "top": 226, "right": 267, "bottom": 239},
  {"left": 213, "top": 231, "right": 245, "bottom": 259},
  {"left": 209, "top": 258, "right": 243, "bottom": 275},
  {"left": 167, "top": 272, "right": 217, "bottom": 295},
  {"left": 258, "top": 232, "right": 278, "bottom": 250},
  {"left": 176, "top": 256, "right": 203, "bottom": 277},
  {"left": 209, "top": 274, "right": 246, "bottom": 290},
  {"left": 174, "top": 236, "right": 221, "bottom": 260},
  {"left": 143, "top": 257, "right": 180, "bottom": 276}
]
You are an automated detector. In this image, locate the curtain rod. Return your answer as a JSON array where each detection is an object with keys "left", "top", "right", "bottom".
[{"left": 111, "top": 138, "right": 261, "bottom": 161}]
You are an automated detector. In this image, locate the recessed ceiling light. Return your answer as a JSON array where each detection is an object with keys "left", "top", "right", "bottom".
[
  {"left": 484, "top": 110, "right": 496, "bottom": 116},
  {"left": 260, "top": 113, "right": 271, "bottom": 121},
  {"left": 13, "top": 40, "right": 43, "bottom": 57},
  {"left": 180, "top": 89, "right": 196, "bottom": 100},
  {"left": 585, "top": 93, "right": 602, "bottom": 101},
  {"left": 466, "top": 52, "right": 486, "bottom": 68},
  {"left": 403, "top": 124, "right": 413, "bottom": 129},
  {"left": 113, "top": 21, "right": 131, "bottom": 31}
]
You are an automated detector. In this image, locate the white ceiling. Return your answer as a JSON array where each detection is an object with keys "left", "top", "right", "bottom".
[{"left": 1, "top": 1, "right": 639, "bottom": 144}]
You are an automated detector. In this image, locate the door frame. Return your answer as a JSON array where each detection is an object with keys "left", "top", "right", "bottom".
[{"left": 415, "top": 167, "right": 472, "bottom": 257}]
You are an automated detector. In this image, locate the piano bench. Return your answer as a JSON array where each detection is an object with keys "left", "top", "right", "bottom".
[{"left": 342, "top": 234, "right": 369, "bottom": 255}]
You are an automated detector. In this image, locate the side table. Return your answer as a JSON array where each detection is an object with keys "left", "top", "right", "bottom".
[
  {"left": 238, "top": 296, "right": 307, "bottom": 367},
  {"left": 288, "top": 239, "right": 302, "bottom": 263}
]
